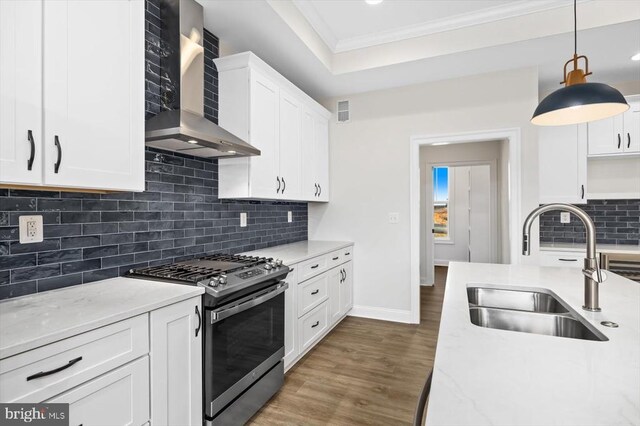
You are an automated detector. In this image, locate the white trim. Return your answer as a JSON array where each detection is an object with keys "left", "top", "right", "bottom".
[
  {"left": 409, "top": 128, "right": 522, "bottom": 324},
  {"left": 434, "top": 259, "right": 450, "bottom": 267},
  {"left": 348, "top": 305, "right": 413, "bottom": 324},
  {"left": 292, "top": 0, "right": 586, "bottom": 54}
]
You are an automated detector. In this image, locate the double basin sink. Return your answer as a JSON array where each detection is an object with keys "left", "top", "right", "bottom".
[{"left": 467, "top": 285, "right": 608, "bottom": 341}]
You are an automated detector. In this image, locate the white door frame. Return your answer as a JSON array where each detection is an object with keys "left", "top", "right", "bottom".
[{"left": 409, "top": 128, "right": 522, "bottom": 324}]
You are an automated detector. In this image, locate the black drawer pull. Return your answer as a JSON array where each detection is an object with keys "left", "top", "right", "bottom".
[
  {"left": 26, "top": 356, "right": 82, "bottom": 381},
  {"left": 558, "top": 258, "right": 578, "bottom": 262},
  {"left": 54, "top": 135, "right": 62, "bottom": 173},
  {"left": 27, "top": 130, "right": 35, "bottom": 170},
  {"left": 311, "top": 289, "right": 319, "bottom": 295},
  {"left": 332, "top": 256, "right": 339, "bottom": 260},
  {"left": 310, "top": 264, "right": 319, "bottom": 269},
  {"left": 311, "top": 321, "right": 320, "bottom": 328},
  {"left": 344, "top": 252, "right": 350, "bottom": 256}
]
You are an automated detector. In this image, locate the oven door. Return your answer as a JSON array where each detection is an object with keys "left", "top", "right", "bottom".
[{"left": 204, "top": 282, "right": 287, "bottom": 418}]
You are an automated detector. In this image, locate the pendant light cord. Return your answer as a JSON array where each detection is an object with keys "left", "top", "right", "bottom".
[{"left": 574, "top": 0, "right": 577, "bottom": 56}]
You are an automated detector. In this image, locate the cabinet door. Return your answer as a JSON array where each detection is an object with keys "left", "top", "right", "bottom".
[
  {"left": 46, "top": 356, "right": 149, "bottom": 426},
  {"left": 340, "top": 262, "right": 353, "bottom": 316},
  {"left": 315, "top": 116, "right": 330, "bottom": 202},
  {"left": 328, "top": 267, "right": 342, "bottom": 325},
  {"left": 539, "top": 124, "right": 587, "bottom": 204},
  {"left": 278, "top": 91, "right": 302, "bottom": 200},
  {"left": 42, "top": 0, "right": 144, "bottom": 191},
  {"left": 0, "top": 0, "right": 43, "bottom": 185},
  {"left": 249, "top": 70, "right": 280, "bottom": 198},
  {"left": 588, "top": 115, "right": 622, "bottom": 155},
  {"left": 301, "top": 108, "right": 318, "bottom": 200},
  {"left": 623, "top": 101, "right": 640, "bottom": 153},
  {"left": 284, "top": 267, "right": 298, "bottom": 369},
  {"left": 150, "top": 297, "right": 203, "bottom": 426}
]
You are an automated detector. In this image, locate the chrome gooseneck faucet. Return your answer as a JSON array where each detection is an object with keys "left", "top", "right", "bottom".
[{"left": 522, "top": 203, "right": 606, "bottom": 312}]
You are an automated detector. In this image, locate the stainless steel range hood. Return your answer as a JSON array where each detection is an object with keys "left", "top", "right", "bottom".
[{"left": 145, "top": 0, "right": 259, "bottom": 158}]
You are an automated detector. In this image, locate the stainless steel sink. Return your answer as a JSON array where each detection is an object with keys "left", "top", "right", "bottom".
[
  {"left": 467, "top": 285, "right": 608, "bottom": 341},
  {"left": 467, "top": 286, "right": 569, "bottom": 313}
]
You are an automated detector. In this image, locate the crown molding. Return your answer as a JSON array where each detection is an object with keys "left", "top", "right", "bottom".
[{"left": 293, "top": 0, "right": 592, "bottom": 54}]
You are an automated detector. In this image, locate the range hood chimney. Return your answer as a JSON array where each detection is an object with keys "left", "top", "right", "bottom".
[{"left": 145, "top": 0, "right": 259, "bottom": 158}]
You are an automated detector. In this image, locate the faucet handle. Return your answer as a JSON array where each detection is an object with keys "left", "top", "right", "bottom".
[{"left": 583, "top": 268, "right": 607, "bottom": 283}]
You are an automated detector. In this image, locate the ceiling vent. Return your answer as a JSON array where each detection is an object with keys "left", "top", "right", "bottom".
[{"left": 337, "top": 100, "right": 350, "bottom": 123}]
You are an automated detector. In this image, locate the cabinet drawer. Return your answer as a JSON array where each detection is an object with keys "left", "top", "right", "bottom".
[
  {"left": 342, "top": 246, "right": 353, "bottom": 262},
  {"left": 47, "top": 356, "right": 150, "bottom": 426},
  {"left": 0, "top": 314, "right": 148, "bottom": 403},
  {"left": 299, "top": 254, "right": 328, "bottom": 281},
  {"left": 299, "top": 301, "right": 328, "bottom": 352},
  {"left": 297, "top": 273, "right": 328, "bottom": 318},
  {"left": 327, "top": 250, "right": 342, "bottom": 268},
  {"left": 540, "top": 252, "right": 583, "bottom": 268}
]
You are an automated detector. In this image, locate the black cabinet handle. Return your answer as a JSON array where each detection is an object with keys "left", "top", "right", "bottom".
[
  {"left": 195, "top": 305, "right": 202, "bottom": 337},
  {"left": 345, "top": 252, "right": 350, "bottom": 256},
  {"left": 311, "top": 289, "right": 319, "bottom": 295},
  {"left": 314, "top": 183, "right": 318, "bottom": 197},
  {"left": 276, "top": 176, "right": 281, "bottom": 193},
  {"left": 628, "top": 133, "right": 631, "bottom": 149},
  {"left": 558, "top": 258, "right": 578, "bottom": 262},
  {"left": 332, "top": 256, "right": 339, "bottom": 261},
  {"left": 311, "top": 321, "right": 319, "bottom": 328},
  {"left": 27, "top": 130, "right": 35, "bottom": 171},
  {"left": 581, "top": 184, "right": 584, "bottom": 199},
  {"left": 54, "top": 135, "right": 62, "bottom": 173},
  {"left": 318, "top": 184, "right": 322, "bottom": 197},
  {"left": 282, "top": 177, "right": 286, "bottom": 194},
  {"left": 310, "top": 264, "right": 319, "bottom": 269},
  {"left": 26, "top": 356, "right": 82, "bottom": 381},
  {"left": 617, "top": 134, "right": 621, "bottom": 149}
]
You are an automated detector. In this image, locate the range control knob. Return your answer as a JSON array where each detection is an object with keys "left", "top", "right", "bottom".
[
  {"left": 219, "top": 274, "right": 228, "bottom": 285},
  {"left": 275, "top": 259, "right": 283, "bottom": 267},
  {"left": 263, "top": 263, "right": 273, "bottom": 271},
  {"left": 209, "top": 277, "right": 220, "bottom": 287}
]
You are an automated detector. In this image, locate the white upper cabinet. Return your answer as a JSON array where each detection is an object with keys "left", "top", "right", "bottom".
[
  {"left": 0, "top": 0, "right": 43, "bottom": 186},
  {"left": 539, "top": 124, "right": 588, "bottom": 204},
  {"left": 588, "top": 98, "right": 640, "bottom": 156},
  {"left": 0, "top": 0, "right": 145, "bottom": 192},
  {"left": 215, "top": 52, "right": 331, "bottom": 202}
]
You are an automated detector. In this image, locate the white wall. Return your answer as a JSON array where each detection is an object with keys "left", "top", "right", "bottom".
[{"left": 309, "top": 67, "right": 539, "bottom": 319}]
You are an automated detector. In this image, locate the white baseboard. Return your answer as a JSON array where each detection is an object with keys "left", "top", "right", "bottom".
[{"left": 349, "top": 305, "right": 413, "bottom": 323}]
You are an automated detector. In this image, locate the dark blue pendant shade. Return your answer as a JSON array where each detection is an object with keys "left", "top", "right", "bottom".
[{"left": 531, "top": 82, "right": 629, "bottom": 126}]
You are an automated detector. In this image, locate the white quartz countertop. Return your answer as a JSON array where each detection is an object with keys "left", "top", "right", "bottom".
[
  {"left": 0, "top": 277, "right": 204, "bottom": 359},
  {"left": 540, "top": 242, "right": 640, "bottom": 254},
  {"left": 242, "top": 240, "right": 353, "bottom": 265},
  {"left": 426, "top": 262, "right": 640, "bottom": 426}
]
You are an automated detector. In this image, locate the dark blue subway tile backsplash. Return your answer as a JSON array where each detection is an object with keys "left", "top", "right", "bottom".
[
  {"left": 539, "top": 199, "right": 640, "bottom": 246},
  {"left": 0, "top": 1, "right": 307, "bottom": 300}
]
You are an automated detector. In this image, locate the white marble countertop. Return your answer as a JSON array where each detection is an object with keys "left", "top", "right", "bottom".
[
  {"left": 242, "top": 240, "right": 353, "bottom": 265},
  {"left": 0, "top": 277, "right": 204, "bottom": 359},
  {"left": 540, "top": 242, "right": 640, "bottom": 254},
  {"left": 426, "top": 262, "right": 640, "bottom": 426}
]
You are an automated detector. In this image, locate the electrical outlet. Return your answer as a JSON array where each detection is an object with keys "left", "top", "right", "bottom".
[
  {"left": 287, "top": 211, "right": 293, "bottom": 223},
  {"left": 560, "top": 212, "right": 571, "bottom": 224},
  {"left": 388, "top": 212, "right": 400, "bottom": 224},
  {"left": 19, "top": 215, "right": 43, "bottom": 243},
  {"left": 240, "top": 212, "right": 247, "bottom": 227}
]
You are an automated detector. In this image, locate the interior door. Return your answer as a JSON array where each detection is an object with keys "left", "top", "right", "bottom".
[
  {"left": 624, "top": 101, "right": 640, "bottom": 153},
  {"left": 42, "top": 0, "right": 144, "bottom": 191},
  {"left": 469, "top": 165, "right": 493, "bottom": 263},
  {"left": 249, "top": 70, "right": 280, "bottom": 198},
  {"left": 0, "top": 0, "right": 43, "bottom": 185},
  {"left": 278, "top": 90, "right": 302, "bottom": 199}
]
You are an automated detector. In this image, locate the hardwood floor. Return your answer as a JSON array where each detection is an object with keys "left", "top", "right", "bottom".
[{"left": 248, "top": 266, "right": 448, "bottom": 425}]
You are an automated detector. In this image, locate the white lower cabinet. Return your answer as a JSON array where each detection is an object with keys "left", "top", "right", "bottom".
[
  {"left": 284, "top": 268, "right": 298, "bottom": 367},
  {"left": 0, "top": 296, "right": 203, "bottom": 426},
  {"left": 47, "top": 356, "right": 149, "bottom": 426},
  {"left": 299, "top": 302, "right": 329, "bottom": 353}
]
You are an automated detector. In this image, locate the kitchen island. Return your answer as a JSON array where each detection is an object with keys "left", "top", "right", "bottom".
[{"left": 426, "top": 262, "right": 640, "bottom": 426}]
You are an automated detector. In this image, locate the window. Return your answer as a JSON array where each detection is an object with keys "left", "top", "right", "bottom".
[{"left": 433, "top": 167, "right": 450, "bottom": 240}]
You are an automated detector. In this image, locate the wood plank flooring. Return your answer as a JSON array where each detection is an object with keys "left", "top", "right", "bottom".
[{"left": 248, "top": 266, "right": 448, "bottom": 425}]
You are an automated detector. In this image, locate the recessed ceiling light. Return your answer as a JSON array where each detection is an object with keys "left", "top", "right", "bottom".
[
  {"left": 227, "top": 150, "right": 237, "bottom": 154},
  {"left": 632, "top": 53, "right": 640, "bottom": 61},
  {"left": 187, "top": 140, "right": 198, "bottom": 144},
  {"left": 365, "top": 0, "right": 383, "bottom": 5}
]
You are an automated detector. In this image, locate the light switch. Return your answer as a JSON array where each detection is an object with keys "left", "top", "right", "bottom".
[
  {"left": 240, "top": 212, "right": 247, "bottom": 227},
  {"left": 287, "top": 211, "right": 293, "bottom": 223},
  {"left": 388, "top": 212, "right": 400, "bottom": 224},
  {"left": 19, "top": 215, "right": 43, "bottom": 243},
  {"left": 560, "top": 212, "right": 571, "bottom": 224}
]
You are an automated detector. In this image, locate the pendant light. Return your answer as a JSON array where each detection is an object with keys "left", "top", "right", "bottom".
[{"left": 531, "top": 0, "right": 628, "bottom": 126}]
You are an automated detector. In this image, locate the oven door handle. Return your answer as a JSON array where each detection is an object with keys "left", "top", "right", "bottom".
[{"left": 211, "top": 282, "right": 289, "bottom": 323}]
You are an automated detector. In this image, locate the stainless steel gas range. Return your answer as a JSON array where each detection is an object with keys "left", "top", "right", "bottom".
[{"left": 129, "top": 254, "right": 290, "bottom": 425}]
